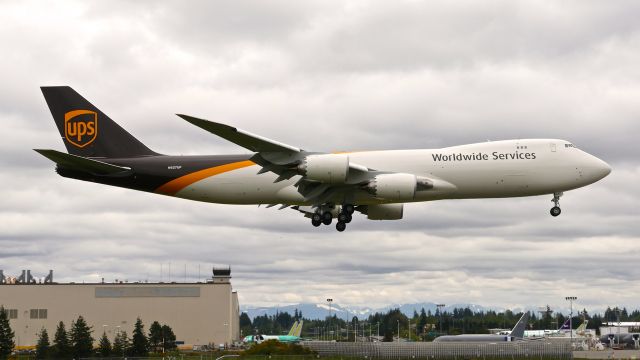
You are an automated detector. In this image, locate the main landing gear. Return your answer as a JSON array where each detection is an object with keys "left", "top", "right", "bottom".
[
  {"left": 335, "top": 205, "right": 354, "bottom": 232},
  {"left": 550, "top": 192, "right": 563, "bottom": 217},
  {"left": 310, "top": 204, "right": 354, "bottom": 231}
]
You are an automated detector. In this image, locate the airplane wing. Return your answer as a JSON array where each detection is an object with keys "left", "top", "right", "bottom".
[
  {"left": 178, "top": 115, "right": 443, "bottom": 207},
  {"left": 177, "top": 114, "right": 301, "bottom": 154},
  {"left": 178, "top": 114, "right": 373, "bottom": 192}
]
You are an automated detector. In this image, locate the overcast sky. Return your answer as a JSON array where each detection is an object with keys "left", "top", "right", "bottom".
[{"left": 1, "top": 0, "right": 639, "bottom": 314}]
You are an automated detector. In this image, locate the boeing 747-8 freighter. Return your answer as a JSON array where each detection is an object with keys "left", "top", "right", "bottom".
[{"left": 36, "top": 87, "right": 611, "bottom": 231}]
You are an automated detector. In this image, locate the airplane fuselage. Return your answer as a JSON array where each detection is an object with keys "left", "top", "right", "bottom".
[
  {"left": 434, "top": 334, "right": 519, "bottom": 342},
  {"left": 63, "top": 139, "right": 610, "bottom": 206},
  {"left": 242, "top": 334, "right": 300, "bottom": 344}
]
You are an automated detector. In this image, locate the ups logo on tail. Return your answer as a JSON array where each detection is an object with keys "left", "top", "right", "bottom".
[{"left": 64, "top": 110, "right": 97, "bottom": 148}]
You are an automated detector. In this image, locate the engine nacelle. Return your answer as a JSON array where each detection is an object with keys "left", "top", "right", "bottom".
[
  {"left": 367, "top": 204, "right": 404, "bottom": 220},
  {"left": 298, "top": 154, "right": 349, "bottom": 184},
  {"left": 366, "top": 173, "right": 417, "bottom": 201}
]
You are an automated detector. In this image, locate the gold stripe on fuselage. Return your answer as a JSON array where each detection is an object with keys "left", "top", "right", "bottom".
[{"left": 155, "top": 160, "right": 255, "bottom": 196}]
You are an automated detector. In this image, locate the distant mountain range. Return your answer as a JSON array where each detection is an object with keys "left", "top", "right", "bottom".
[{"left": 241, "top": 302, "right": 502, "bottom": 320}]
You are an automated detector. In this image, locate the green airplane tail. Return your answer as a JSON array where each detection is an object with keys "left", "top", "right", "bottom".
[
  {"left": 287, "top": 321, "right": 299, "bottom": 336},
  {"left": 576, "top": 320, "right": 588, "bottom": 333},
  {"left": 293, "top": 320, "right": 303, "bottom": 337}
]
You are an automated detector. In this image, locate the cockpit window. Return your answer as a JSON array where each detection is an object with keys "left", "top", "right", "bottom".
[{"left": 564, "top": 143, "right": 577, "bottom": 149}]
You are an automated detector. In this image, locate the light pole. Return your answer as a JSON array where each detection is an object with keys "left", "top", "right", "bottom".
[
  {"left": 327, "top": 298, "right": 333, "bottom": 341},
  {"left": 437, "top": 304, "right": 446, "bottom": 335},
  {"left": 346, "top": 322, "right": 349, "bottom": 342},
  {"left": 116, "top": 325, "right": 124, "bottom": 358},
  {"left": 565, "top": 296, "right": 577, "bottom": 347},
  {"left": 616, "top": 308, "right": 621, "bottom": 347},
  {"left": 354, "top": 320, "right": 357, "bottom": 343}
]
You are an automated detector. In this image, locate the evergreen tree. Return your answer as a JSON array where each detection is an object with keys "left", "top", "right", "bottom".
[
  {"left": 131, "top": 318, "right": 149, "bottom": 356},
  {"left": 35, "top": 328, "right": 50, "bottom": 359},
  {"left": 98, "top": 332, "right": 111, "bottom": 357},
  {"left": 0, "top": 307, "right": 15, "bottom": 359},
  {"left": 52, "top": 321, "right": 70, "bottom": 359},
  {"left": 383, "top": 329, "right": 394, "bottom": 342},
  {"left": 161, "top": 325, "right": 177, "bottom": 351},
  {"left": 148, "top": 321, "right": 163, "bottom": 353},
  {"left": 418, "top": 308, "right": 428, "bottom": 335},
  {"left": 69, "top": 316, "right": 94, "bottom": 359},
  {"left": 112, "top": 331, "right": 130, "bottom": 357},
  {"left": 239, "top": 313, "right": 252, "bottom": 338}
]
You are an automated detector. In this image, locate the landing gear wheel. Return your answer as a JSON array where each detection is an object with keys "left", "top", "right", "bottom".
[
  {"left": 550, "top": 192, "right": 563, "bottom": 217},
  {"left": 345, "top": 214, "right": 352, "bottom": 223},
  {"left": 322, "top": 211, "right": 332, "bottom": 225},
  {"left": 343, "top": 204, "right": 355, "bottom": 214},
  {"left": 338, "top": 213, "right": 348, "bottom": 222},
  {"left": 336, "top": 222, "right": 346, "bottom": 232},
  {"left": 312, "top": 219, "right": 322, "bottom": 227},
  {"left": 312, "top": 213, "right": 322, "bottom": 222}
]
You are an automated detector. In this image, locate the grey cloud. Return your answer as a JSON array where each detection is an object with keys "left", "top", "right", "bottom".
[{"left": 1, "top": 0, "right": 639, "bottom": 311}]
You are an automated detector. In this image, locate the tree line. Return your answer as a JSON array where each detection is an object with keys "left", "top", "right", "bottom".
[
  {"left": 0, "top": 307, "right": 177, "bottom": 359},
  {"left": 240, "top": 305, "right": 640, "bottom": 341}
]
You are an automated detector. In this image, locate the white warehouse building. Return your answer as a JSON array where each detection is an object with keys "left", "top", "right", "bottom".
[{"left": 0, "top": 268, "right": 240, "bottom": 348}]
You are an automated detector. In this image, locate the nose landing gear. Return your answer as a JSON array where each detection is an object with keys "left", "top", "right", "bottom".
[{"left": 550, "top": 192, "right": 563, "bottom": 217}]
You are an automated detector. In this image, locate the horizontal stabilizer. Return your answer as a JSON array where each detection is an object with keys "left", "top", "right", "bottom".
[{"left": 34, "top": 149, "right": 131, "bottom": 176}]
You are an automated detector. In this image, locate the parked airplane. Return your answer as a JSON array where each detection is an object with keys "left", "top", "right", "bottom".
[
  {"left": 242, "top": 320, "right": 304, "bottom": 344},
  {"left": 574, "top": 320, "right": 589, "bottom": 337},
  {"left": 600, "top": 332, "right": 640, "bottom": 349},
  {"left": 36, "top": 87, "right": 611, "bottom": 231},
  {"left": 523, "top": 319, "right": 570, "bottom": 338},
  {"left": 434, "top": 313, "right": 529, "bottom": 342}
]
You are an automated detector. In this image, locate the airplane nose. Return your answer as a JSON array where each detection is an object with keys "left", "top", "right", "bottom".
[
  {"left": 596, "top": 157, "right": 611, "bottom": 178},
  {"left": 588, "top": 156, "right": 611, "bottom": 181}
]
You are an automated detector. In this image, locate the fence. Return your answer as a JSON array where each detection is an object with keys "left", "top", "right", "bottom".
[{"left": 301, "top": 341, "right": 572, "bottom": 359}]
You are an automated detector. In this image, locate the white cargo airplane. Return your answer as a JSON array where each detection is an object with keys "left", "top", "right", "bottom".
[{"left": 37, "top": 87, "right": 611, "bottom": 231}]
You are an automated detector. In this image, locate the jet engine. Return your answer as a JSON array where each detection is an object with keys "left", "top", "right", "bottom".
[
  {"left": 298, "top": 154, "right": 349, "bottom": 184},
  {"left": 366, "top": 173, "right": 418, "bottom": 201},
  {"left": 367, "top": 204, "right": 404, "bottom": 220}
]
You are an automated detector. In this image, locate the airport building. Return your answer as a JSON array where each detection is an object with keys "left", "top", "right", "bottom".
[{"left": 0, "top": 268, "right": 240, "bottom": 348}]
